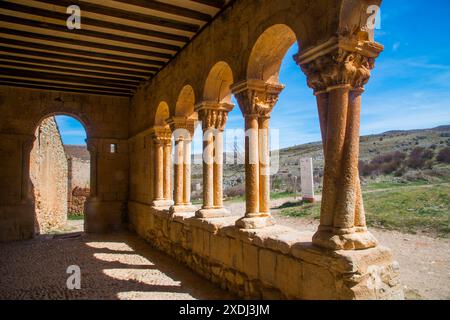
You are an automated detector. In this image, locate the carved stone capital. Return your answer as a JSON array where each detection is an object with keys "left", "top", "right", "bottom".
[
  {"left": 231, "top": 79, "right": 284, "bottom": 117},
  {"left": 295, "top": 37, "right": 383, "bottom": 92},
  {"left": 150, "top": 126, "right": 172, "bottom": 145},
  {"left": 195, "top": 102, "right": 234, "bottom": 131},
  {"left": 167, "top": 117, "right": 196, "bottom": 139}
]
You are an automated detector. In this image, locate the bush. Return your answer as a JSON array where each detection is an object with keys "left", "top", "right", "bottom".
[
  {"left": 224, "top": 184, "right": 245, "bottom": 198},
  {"left": 436, "top": 147, "right": 450, "bottom": 164},
  {"left": 360, "top": 151, "right": 407, "bottom": 176},
  {"left": 407, "top": 147, "right": 434, "bottom": 169}
]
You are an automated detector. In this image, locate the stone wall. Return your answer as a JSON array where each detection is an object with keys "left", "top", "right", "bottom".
[
  {"left": 66, "top": 145, "right": 90, "bottom": 215},
  {"left": 29, "top": 117, "right": 67, "bottom": 233},
  {"left": 0, "top": 86, "right": 130, "bottom": 241},
  {"left": 129, "top": 202, "right": 404, "bottom": 300}
]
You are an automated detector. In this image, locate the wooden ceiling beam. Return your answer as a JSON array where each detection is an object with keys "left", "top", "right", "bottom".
[
  {"left": 0, "top": 81, "right": 133, "bottom": 97},
  {"left": 35, "top": 0, "right": 200, "bottom": 32},
  {"left": 0, "top": 38, "right": 166, "bottom": 68},
  {"left": 0, "top": 1, "right": 190, "bottom": 43},
  {"left": 0, "top": 14, "right": 181, "bottom": 52}
]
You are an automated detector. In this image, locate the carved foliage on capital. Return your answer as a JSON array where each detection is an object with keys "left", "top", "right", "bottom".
[
  {"left": 232, "top": 80, "right": 284, "bottom": 117},
  {"left": 151, "top": 127, "right": 172, "bottom": 146},
  {"left": 197, "top": 103, "right": 233, "bottom": 131},
  {"left": 295, "top": 39, "right": 383, "bottom": 92},
  {"left": 167, "top": 117, "right": 196, "bottom": 140}
]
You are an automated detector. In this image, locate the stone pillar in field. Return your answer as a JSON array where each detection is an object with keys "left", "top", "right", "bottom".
[
  {"left": 195, "top": 102, "right": 233, "bottom": 218},
  {"left": 231, "top": 79, "right": 284, "bottom": 229},
  {"left": 167, "top": 117, "right": 196, "bottom": 214},
  {"left": 295, "top": 37, "right": 383, "bottom": 250},
  {"left": 150, "top": 127, "right": 173, "bottom": 208},
  {"left": 300, "top": 157, "right": 315, "bottom": 203}
]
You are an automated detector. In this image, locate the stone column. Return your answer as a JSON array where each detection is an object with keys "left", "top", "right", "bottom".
[
  {"left": 213, "top": 129, "right": 224, "bottom": 208},
  {"left": 183, "top": 138, "right": 192, "bottom": 205},
  {"left": 173, "top": 137, "right": 184, "bottom": 206},
  {"left": 195, "top": 103, "right": 233, "bottom": 218},
  {"left": 153, "top": 138, "right": 164, "bottom": 202},
  {"left": 202, "top": 128, "right": 214, "bottom": 210},
  {"left": 151, "top": 127, "right": 173, "bottom": 208},
  {"left": 163, "top": 139, "right": 172, "bottom": 201},
  {"left": 295, "top": 37, "right": 383, "bottom": 250},
  {"left": 168, "top": 117, "right": 196, "bottom": 214},
  {"left": 258, "top": 116, "right": 270, "bottom": 214},
  {"left": 231, "top": 80, "right": 284, "bottom": 229}
]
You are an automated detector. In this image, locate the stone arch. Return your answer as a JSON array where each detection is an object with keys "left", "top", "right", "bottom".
[
  {"left": 174, "top": 85, "right": 196, "bottom": 119},
  {"left": 247, "top": 24, "right": 298, "bottom": 84},
  {"left": 203, "top": 61, "right": 234, "bottom": 104},
  {"left": 32, "top": 109, "right": 92, "bottom": 140},
  {"left": 154, "top": 102, "right": 170, "bottom": 127},
  {"left": 29, "top": 112, "right": 90, "bottom": 235}
]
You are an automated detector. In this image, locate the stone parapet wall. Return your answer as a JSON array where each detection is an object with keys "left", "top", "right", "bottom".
[{"left": 129, "top": 201, "right": 404, "bottom": 300}]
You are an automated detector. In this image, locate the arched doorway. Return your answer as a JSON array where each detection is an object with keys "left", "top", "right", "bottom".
[{"left": 30, "top": 114, "right": 90, "bottom": 234}]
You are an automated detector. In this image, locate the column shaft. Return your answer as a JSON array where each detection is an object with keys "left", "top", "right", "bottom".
[
  {"left": 213, "top": 130, "right": 224, "bottom": 208},
  {"left": 258, "top": 116, "right": 270, "bottom": 214},
  {"left": 173, "top": 139, "right": 184, "bottom": 206},
  {"left": 319, "top": 86, "right": 350, "bottom": 230},
  {"left": 202, "top": 129, "right": 214, "bottom": 209},
  {"left": 245, "top": 115, "right": 259, "bottom": 215},
  {"left": 183, "top": 139, "right": 192, "bottom": 204},
  {"left": 153, "top": 141, "right": 164, "bottom": 201},
  {"left": 163, "top": 141, "right": 172, "bottom": 201}
]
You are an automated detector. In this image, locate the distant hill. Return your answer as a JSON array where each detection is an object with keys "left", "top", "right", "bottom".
[{"left": 191, "top": 125, "right": 450, "bottom": 186}]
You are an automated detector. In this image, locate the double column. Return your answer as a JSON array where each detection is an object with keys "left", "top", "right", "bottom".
[
  {"left": 195, "top": 102, "right": 233, "bottom": 218},
  {"left": 167, "top": 117, "right": 196, "bottom": 214},
  {"left": 151, "top": 127, "right": 174, "bottom": 208},
  {"left": 295, "top": 37, "right": 384, "bottom": 250},
  {"left": 231, "top": 80, "right": 284, "bottom": 229}
]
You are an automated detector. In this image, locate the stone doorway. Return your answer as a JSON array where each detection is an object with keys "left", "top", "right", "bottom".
[{"left": 29, "top": 115, "right": 90, "bottom": 235}]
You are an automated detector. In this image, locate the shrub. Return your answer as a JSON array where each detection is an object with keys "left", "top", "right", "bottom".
[
  {"left": 224, "top": 184, "right": 245, "bottom": 198},
  {"left": 436, "top": 147, "right": 450, "bottom": 164},
  {"left": 407, "top": 147, "right": 434, "bottom": 169},
  {"left": 359, "top": 151, "right": 407, "bottom": 176}
]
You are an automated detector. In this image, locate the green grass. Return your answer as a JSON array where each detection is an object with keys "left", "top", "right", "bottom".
[
  {"left": 281, "top": 184, "right": 450, "bottom": 237},
  {"left": 68, "top": 214, "right": 84, "bottom": 221},
  {"left": 363, "top": 179, "right": 431, "bottom": 191}
]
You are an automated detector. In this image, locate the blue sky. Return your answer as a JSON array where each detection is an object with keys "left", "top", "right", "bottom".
[{"left": 57, "top": 0, "right": 450, "bottom": 150}]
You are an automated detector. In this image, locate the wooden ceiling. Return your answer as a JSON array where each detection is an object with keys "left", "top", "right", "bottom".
[{"left": 0, "top": 0, "right": 231, "bottom": 97}]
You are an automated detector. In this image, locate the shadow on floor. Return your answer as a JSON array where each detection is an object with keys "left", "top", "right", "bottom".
[{"left": 0, "top": 231, "right": 235, "bottom": 300}]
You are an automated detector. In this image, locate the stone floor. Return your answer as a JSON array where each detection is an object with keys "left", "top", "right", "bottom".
[{"left": 0, "top": 232, "right": 234, "bottom": 300}]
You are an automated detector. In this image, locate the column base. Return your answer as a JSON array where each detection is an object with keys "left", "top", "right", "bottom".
[
  {"left": 235, "top": 213, "right": 275, "bottom": 229},
  {"left": 152, "top": 199, "right": 174, "bottom": 209},
  {"left": 169, "top": 204, "right": 197, "bottom": 214},
  {"left": 312, "top": 227, "right": 378, "bottom": 250},
  {"left": 195, "top": 207, "right": 230, "bottom": 218}
]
